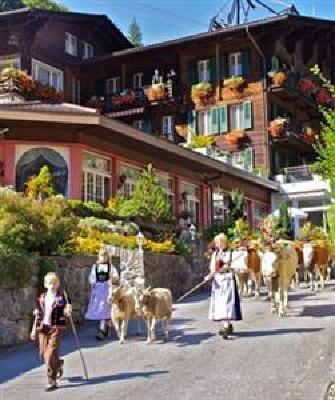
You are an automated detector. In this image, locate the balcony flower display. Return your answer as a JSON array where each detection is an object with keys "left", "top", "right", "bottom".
[
  {"left": 223, "top": 76, "right": 245, "bottom": 90},
  {"left": 268, "top": 117, "right": 287, "bottom": 138},
  {"left": 298, "top": 78, "right": 317, "bottom": 94},
  {"left": 315, "top": 89, "right": 332, "bottom": 106},
  {"left": 191, "top": 82, "right": 212, "bottom": 106},
  {"left": 223, "top": 130, "right": 246, "bottom": 145},
  {"left": 111, "top": 89, "right": 136, "bottom": 107},
  {"left": 187, "top": 135, "right": 215, "bottom": 149},
  {"left": 147, "top": 83, "right": 167, "bottom": 101},
  {"left": 271, "top": 71, "right": 288, "bottom": 86},
  {"left": 0, "top": 67, "right": 64, "bottom": 103},
  {"left": 87, "top": 97, "right": 104, "bottom": 111},
  {"left": 175, "top": 124, "right": 188, "bottom": 138},
  {"left": 303, "top": 127, "right": 318, "bottom": 144}
]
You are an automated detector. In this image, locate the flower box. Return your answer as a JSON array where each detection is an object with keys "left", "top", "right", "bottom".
[
  {"left": 268, "top": 118, "right": 287, "bottom": 138},
  {"left": 191, "top": 82, "right": 212, "bottom": 106},
  {"left": 187, "top": 135, "right": 215, "bottom": 149},
  {"left": 175, "top": 124, "right": 188, "bottom": 138},
  {"left": 271, "top": 72, "right": 288, "bottom": 86},
  {"left": 192, "top": 147, "right": 213, "bottom": 157},
  {"left": 147, "top": 83, "right": 167, "bottom": 101},
  {"left": 223, "top": 130, "right": 246, "bottom": 144},
  {"left": 223, "top": 76, "right": 245, "bottom": 90}
]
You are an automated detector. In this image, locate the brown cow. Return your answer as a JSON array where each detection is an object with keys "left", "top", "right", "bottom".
[
  {"left": 247, "top": 241, "right": 261, "bottom": 298},
  {"left": 140, "top": 287, "right": 172, "bottom": 344},
  {"left": 312, "top": 241, "right": 331, "bottom": 291}
]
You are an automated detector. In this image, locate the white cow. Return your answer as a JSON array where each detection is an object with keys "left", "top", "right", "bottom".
[
  {"left": 231, "top": 248, "right": 249, "bottom": 297},
  {"left": 259, "top": 249, "right": 278, "bottom": 300},
  {"left": 303, "top": 242, "right": 314, "bottom": 291}
]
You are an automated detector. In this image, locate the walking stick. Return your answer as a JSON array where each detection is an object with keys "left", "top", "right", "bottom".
[
  {"left": 63, "top": 290, "right": 89, "bottom": 381},
  {"left": 176, "top": 279, "right": 208, "bottom": 303}
]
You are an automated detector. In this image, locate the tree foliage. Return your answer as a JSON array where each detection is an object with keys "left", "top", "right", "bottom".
[
  {"left": 0, "top": 0, "right": 68, "bottom": 12},
  {"left": 26, "top": 165, "right": 56, "bottom": 200},
  {"left": 277, "top": 201, "right": 292, "bottom": 238},
  {"left": 118, "top": 163, "right": 172, "bottom": 222},
  {"left": 127, "top": 17, "right": 143, "bottom": 47}
]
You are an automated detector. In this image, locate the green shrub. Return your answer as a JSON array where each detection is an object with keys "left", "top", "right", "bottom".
[{"left": 78, "top": 217, "right": 111, "bottom": 232}]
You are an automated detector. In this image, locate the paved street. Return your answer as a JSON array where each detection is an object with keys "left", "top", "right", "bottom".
[{"left": 2, "top": 284, "right": 335, "bottom": 400}]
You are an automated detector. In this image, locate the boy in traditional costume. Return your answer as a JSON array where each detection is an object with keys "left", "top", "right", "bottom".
[
  {"left": 31, "top": 272, "right": 72, "bottom": 392},
  {"left": 85, "top": 248, "right": 119, "bottom": 340},
  {"left": 205, "top": 233, "right": 242, "bottom": 339}
]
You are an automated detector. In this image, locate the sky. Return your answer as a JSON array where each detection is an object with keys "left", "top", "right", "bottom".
[{"left": 61, "top": 0, "right": 335, "bottom": 44}]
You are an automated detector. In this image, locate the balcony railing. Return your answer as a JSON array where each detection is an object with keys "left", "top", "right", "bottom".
[{"left": 284, "top": 165, "right": 313, "bottom": 183}]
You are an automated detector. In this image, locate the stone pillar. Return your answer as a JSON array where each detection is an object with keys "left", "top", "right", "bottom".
[{"left": 2, "top": 142, "right": 15, "bottom": 188}]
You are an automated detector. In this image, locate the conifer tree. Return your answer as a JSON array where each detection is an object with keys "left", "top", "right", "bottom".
[{"left": 127, "top": 17, "right": 143, "bottom": 47}]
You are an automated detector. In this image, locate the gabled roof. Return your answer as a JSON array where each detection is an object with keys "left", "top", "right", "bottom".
[{"left": 0, "top": 7, "right": 132, "bottom": 50}]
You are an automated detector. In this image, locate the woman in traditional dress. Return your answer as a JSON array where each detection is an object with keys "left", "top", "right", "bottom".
[
  {"left": 85, "top": 248, "right": 119, "bottom": 340},
  {"left": 205, "top": 233, "right": 242, "bottom": 339}
]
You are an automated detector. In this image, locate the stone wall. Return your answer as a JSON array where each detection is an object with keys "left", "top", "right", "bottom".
[{"left": 0, "top": 253, "right": 207, "bottom": 347}]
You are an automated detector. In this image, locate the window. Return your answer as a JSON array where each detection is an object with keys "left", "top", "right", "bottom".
[
  {"left": 133, "top": 72, "right": 144, "bottom": 89},
  {"left": 32, "top": 59, "right": 64, "bottom": 91},
  {"left": 82, "top": 42, "right": 94, "bottom": 60},
  {"left": 0, "top": 54, "right": 20, "bottom": 72},
  {"left": 65, "top": 32, "right": 77, "bottom": 56},
  {"left": 253, "top": 203, "right": 268, "bottom": 230},
  {"left": 133, "top": 120, "right": 144, "bottom": 130},
  {"left": 232, "top": 151, "right": 245, "bottom": 170},
  {"left": 198, "top": 110, "right": 211, "bottom": 135},
  {"left": 181, "top": 182, "right": 200, "bottom": 225},
  {"left": 198, "top": 59, "right": 211, "bottom": 82},
  {"left": 71, "top": 78, "right": 81, "bottom": 104},
  {"left": 82, "top": 153, "right": 111, "bottom": 203},
  {"left": 230, "top": 103, "right": 244, "bottom": 131},
  {"left": 107, "top": 77, "right": 120, "bottom": 95},
  {"left": 229, "top": 52, "right": 242, "bottom": 76},
  {"left": 162, "top": 116, "right": 174, "bottom": 141},
  {"left": 119, "top": 164, "right": 141, "bottom": 199},
  {"left": 159, "top": 174, "right": 174, "bottom": 213},
  {"left": 212, "top": 191, "right": 229, "bottom": 222}
]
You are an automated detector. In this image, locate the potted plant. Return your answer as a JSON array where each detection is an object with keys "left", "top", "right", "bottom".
[
  {"left": 252, "top": 166, "right": 268, "bottom": 178},
  {"left": 315, "top": 89, "right": 332, "bottom": 105},
  {"left": 191, "top": 82, "right": 212, "bottom": 106},
  {"left": 223, "top": 76, "right": 245, "bottom": 91},
  {"left": 175, "top": 124, "right": 189, "bottom": 139},
  {"left": 298, "top": 77, "right": 317, "bottom": 94},
  {"left": 187, "top": 135, "right": 215, "bottom": 156},
  {"left": 271, "top": 71, "right": 288, "bottom": 86},
  {"left": 223, "top": 130, "right": 246, "bottom": 145},
  {"left": 147, "top": 83, "right": 167, "bottom": 101},
  {"left": 268, "top": 117, "right": 287, "bottom": 138},
  {"left": 303, "top": 126, "right": 318, "bottom": 144}
]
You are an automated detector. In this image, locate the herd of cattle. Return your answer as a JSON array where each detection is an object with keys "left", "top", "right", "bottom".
[
  {"left": 106, "top": 239, "right": 333, "bottom": 344},
  {"left": 231, "top": 239, "right": 333, "bottom": 317}
]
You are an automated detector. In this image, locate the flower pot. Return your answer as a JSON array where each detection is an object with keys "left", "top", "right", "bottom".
[
  {"left": 175, "top": 124, "right": 188, "bottom": 138},
  {"left": 272, "top": 72, "right": 288, "bottom": 86},
  {"left": 268, "top": 122, "right": 284, "bottom": 138}
]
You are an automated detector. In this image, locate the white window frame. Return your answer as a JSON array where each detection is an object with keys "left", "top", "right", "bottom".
[
  {"left": 212, "top": 191, "right": 229, "bottom": 222},
  {"left": 181, "top": 182, "right": 200, "bottom": 225},
  {"left": 119, "top": 164, "right": 141, "bottom": 199},
  {"left": 65, "top": 32, "right": 77, "bottom": 56},
  {"left": 159, "top": 173, "right": 175, "bottom": 213},
  {"left": 82, "top": 152, "right": 111, "bottom": 203},
  {"left": 229, "top": 52, "right": 242, "bottom": 76},
  {"left": 133, "top": 72, "right": 144, "bottom": 89},
  {"left": 230, "top": 103, "right": 244, "bottom": 131},
  {"left": 32, "top": 59, "right": 64, "bottom": 91},
  {"left": 162, "top": 115, "right": 174, "bottom": 140},
  {"left": 82, "top": 42, "right": 94, "bottom": 60},
  {"left": 0, "top": 54, "right": 20, "bottom": 71},
  {"left": 106, "top": 76, "right": 121, "bottom": 95},
  {"left": 133, "top": 120, "right": 144, "bottom": 130},
  {"left": 198, "top": 110, "right": 211, "bottom": 135},
  {"left": 198, "top": 59, "right": 211, "bottom": 82},
  {"left": 232, "top": 150, "right": 245, "bottom": 170}
]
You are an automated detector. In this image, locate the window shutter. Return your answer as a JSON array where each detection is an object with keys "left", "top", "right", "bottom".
[
  {"left": 243, "top": 100, "right": 252, "bottom": 129},
  {"left": 188, "top": 60, "right": 198, "bottom": 85},
  {"left": 209, "top": 57, "right": 216, "bottom": 83},
  {"left": 211, "top": 107, "right": 219, "bottom": 134},
  {"left": 219, "top": 54, "right": 228, "bottom": 79},
  {"left": 188, "top": 109, "right": 196, "bottom": 135},
  {"left": 219, "top": 105, "right": 228, "bottom": 133},
  {"left": 244, "top": 147, "right": 254, "bottom": 172},
  {"left": 242, "top": 48, "right": 251, "bottom": 77},
  {"left": 142, "top": 119, "right": 152, "bottom": 134}
]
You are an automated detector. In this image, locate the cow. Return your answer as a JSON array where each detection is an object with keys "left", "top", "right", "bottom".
[
  {"left": 291, "top": 241, "right": 305, "bottom": 288},
  {"left": 272, "top": 242, "right": 298, "bottom": 317},
  {"left": 303, "top": 242, "right": 315, "bottom": 291},
  {"left": 108, "top": 283, "right": 140, "bottom": 344},
  {"left": 312, "top": 241, "right": 331, "bottom": 291},
  {"left": 259, "top": 245, "right": 278, "bottom": 300},
  {"left": 139, "top": 287, "right": 172, "bottom": 344},
  {"left": 231, "top": 246, "right": 249, "bottom": 297},
  {"left": 247, "top": 241, "right": 261, "bottom": 298}
]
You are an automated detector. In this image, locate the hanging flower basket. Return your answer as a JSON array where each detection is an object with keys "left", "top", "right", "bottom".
[
  {"left": 271, "top": 71, "right": 288, "bottom": 86},
  {"left": 175, "top": 124, "right": 188, "bottom": 138},
  {"left": 111, "top": 90, "right": 136, "bottom": 107},
  {"left": 298, "top": 78, "right": 317, "bottom": 94},
  {"left": 147, "top": 83, "right": 167, "bottom": 101},
  {"left": 191, "top": 82, "right": 212, "bottom": 106},
  {"left": 223, "top": 130, "right": 246, "bottom": 145},
  {"left": 315, "top": 89, "right": 332, "bottom": 106},
  {"left": 303, "top": 127, "right": 318, "bottom": 144},
  {"left": 268, "top": 118, "right": 286, "bottom": 138}
]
